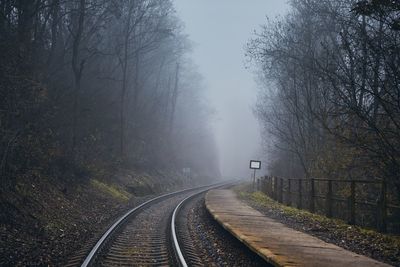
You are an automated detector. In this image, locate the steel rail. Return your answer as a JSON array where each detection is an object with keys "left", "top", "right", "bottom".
[
  {"left": 81, "top": 183, "right": 217, "bottom": 267},
  {"left": 171, "top": 182, "right": 234, "bottom": 267}
]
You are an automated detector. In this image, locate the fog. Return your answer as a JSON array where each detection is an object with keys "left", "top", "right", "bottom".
[
  {"left": 174, "top": 1, "right": 288, "bottom": 179},
  {"left": 7, "top": 0, "right": 396, "bottom": 186},
  {"left": 2, "top": 4, "right": 400, "bottom": 265},
  {"left": 1, "top": 0, "right": 289, "bottom": 185}
]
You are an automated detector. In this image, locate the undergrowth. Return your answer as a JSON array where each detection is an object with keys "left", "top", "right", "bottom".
[{"left": 91, "top": 179, "right": 131, "bottom": 202}]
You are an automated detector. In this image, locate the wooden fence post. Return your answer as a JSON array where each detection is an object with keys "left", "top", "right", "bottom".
[
  {"left": 288, "top": 179, "right": 292, "bottom": 206},
  {"left": 349, "top": 181, "right": 356, "bottom": 225},
  {"left": 377, "top": 180, "right": 387, "bottom": 232},
  {"left": 269, "top": 176, "right": 273, "bottom": 196},
  {"left": 326, "top": 180, "right": 333, "bottom": 218},
  {"left": 298, "top": 179, "right": 302, "bottom": 209},
  {"left": 274, "top": 176, "right": 278, "bottom": 201},
  {"left": 264, "top": 176, "right": 267, "bottom": 195},
  {"left": 310, "top": 178, "right": 315, "bottom": 213},
  {"left": 279, "top": 178, "right": 283, "bottom": 203}
]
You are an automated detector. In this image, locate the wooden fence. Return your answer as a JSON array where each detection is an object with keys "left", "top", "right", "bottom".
[{"left": 257, "top": 176, "right": 400, "bottom": 233}]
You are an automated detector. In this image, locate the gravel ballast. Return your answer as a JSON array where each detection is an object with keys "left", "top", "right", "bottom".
[{"left": 185, "top": 193, "right": 269, "bottom": 266}]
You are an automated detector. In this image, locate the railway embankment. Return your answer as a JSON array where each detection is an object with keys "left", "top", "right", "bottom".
[{"left": 0, "top": 167, "right": 201, "bottom": 266}]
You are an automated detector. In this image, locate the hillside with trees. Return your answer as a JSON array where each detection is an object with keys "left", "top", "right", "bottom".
[
  {"left": 0, "top": 0, "right": 219, "bottom": 187},
  {"left": 247, "top": 0, "right": 399, "bottom": 229},
  {"left": 0, "top": 0, "right": 219, "bottom": 264}
]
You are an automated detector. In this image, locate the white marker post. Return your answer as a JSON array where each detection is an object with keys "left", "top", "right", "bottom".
[{"left": 249, "top": 160, "right": 261, "bottom": 191}]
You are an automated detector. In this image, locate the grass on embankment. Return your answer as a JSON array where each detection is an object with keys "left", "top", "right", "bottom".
[
  {"left": 90, "top": 179, "right": 131, "bottom": 202},
  {"left": 234, "top": 184, "right": 400, "bottom": 266}
]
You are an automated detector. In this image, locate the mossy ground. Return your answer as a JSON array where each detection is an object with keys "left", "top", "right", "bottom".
[
  {"left": 90, "top": 179, "right": 131, "bottom": 202},
  {"left": 234, "top": 183, "right": 400, "bottom": 266}
]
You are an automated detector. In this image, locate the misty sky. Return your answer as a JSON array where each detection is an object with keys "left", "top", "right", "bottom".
[{"left": 174, "top": 1, "right": 288, "bottom": 179}]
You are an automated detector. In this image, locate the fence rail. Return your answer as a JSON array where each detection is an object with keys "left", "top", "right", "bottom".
[{"left": 257, "top": 176, "right": 400, "bottom": 233}]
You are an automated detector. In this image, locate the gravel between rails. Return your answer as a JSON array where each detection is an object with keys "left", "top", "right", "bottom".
[
  {"left": 182, "top": 193, "right": 270, "bottom": 267},
  {"left": 91, "top": 191, "right": 195, "bottom": 266}
]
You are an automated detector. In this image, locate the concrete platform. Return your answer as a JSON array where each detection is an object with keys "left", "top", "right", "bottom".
[{"left": 205, "top": 189, "right": 391, "bottom": 267}]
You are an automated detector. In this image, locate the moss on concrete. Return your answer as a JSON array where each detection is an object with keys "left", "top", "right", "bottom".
[{"left": 234, "top": 184, "right": 400, "bottom": 266}]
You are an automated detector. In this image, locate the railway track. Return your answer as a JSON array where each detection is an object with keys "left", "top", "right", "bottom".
[{"left": 80, "top": 183, "right": 229, "bottom": 266}]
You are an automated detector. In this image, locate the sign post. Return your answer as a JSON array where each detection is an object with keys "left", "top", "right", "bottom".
[{"left": 249, "top": 160, "right": 261, "bottom": 191}]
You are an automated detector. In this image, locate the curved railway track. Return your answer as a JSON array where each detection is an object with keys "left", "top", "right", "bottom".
[{"left": 80, "top": 183, "right": 229, "bottom": 266}]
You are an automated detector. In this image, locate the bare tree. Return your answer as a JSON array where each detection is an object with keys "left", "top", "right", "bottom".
[{"left": 248, "top": 0, "right": 400, "bottom": 197}]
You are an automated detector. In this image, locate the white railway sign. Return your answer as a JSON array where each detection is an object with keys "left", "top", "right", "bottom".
[{"left": 249, "top": 160, "right": 261, "bottom": 169}]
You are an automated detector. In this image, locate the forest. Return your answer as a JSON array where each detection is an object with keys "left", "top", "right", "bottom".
[
  {"left": 247, "top": 0, "right": 400, "bottom": 230},
  {"left": 0, "top": 0, "right": 220, "bottom": 191},
  {"left": 1, "top": 0, "right": 400, "bottom": 265}
]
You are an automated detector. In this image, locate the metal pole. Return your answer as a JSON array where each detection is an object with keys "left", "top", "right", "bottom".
[
  {"left": 310, "top": 178, "right": 315, "bottom": 213},
  {"left": 326, "top": 180, "right": 333, "bottom": 218},
  {"left": 349, "top": 181, "right": 355, "bottom": 225},
  {"left": 288, "top": 179, "right": 291, "bottom": 206},
  {"left": 253, "top": 169, "right": 256, "bottom": 191}
]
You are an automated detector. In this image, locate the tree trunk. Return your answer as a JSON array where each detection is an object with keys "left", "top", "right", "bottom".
[
  {"left": 169, "top": 62, "right": 179, "bottom": 135},
  {"left": 71, "top": 0, "right": 85, "bottom": 153}
]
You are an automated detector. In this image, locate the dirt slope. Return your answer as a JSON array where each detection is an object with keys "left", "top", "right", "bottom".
[{"left": 0, "top": 168, "right": 201, "bottom": 266}]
